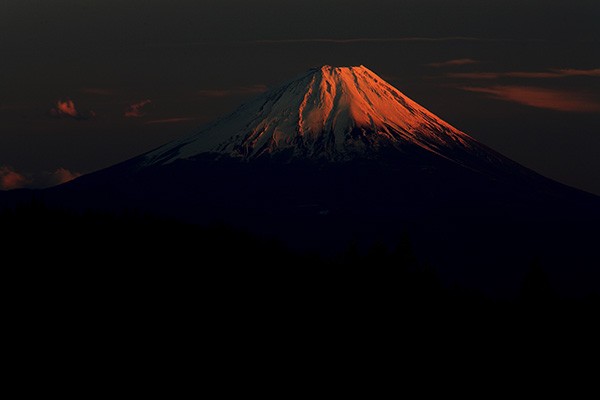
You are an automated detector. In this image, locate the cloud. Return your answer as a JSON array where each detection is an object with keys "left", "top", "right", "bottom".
[
  {"left": 80, "top": 88, "right": 115, "bottom": 95},
  {"left": 0, "top": 166, "right": 81, "bottom": 190},
  {"left": 425, "top": 59, "right": 480, "bottom": 68},
  {"left": 459, "top": 85, "right": 600, "bottom": 113},
  {"left": 555, "top": 68, "right": 600, "bottom": 77},
  {"left": 198, "top": 84, "right": 268, "bottom": 98},
  {"left": 39, "top": 168, "right": 82, "bottom": 187},
  {"left": 51, "top": 99, "right": 77, "bottom": 117},
  {"left": 447, "top": 68, "right": 600, "bottom": 80},
  {"left": 125, "top": 100, "right": 151, "bottom": 117},
  {"left": 145, "top": 117, "right": 198, "bottom": 124},
  {"left": 446, "top": 72, "right": 505, "bottom": 79},
  {"left": 50, "top": 99, "right": 95, "bottom": 120},
  {"left": 148, "top": 37, "right": 512, "bottom": 48},
  {"left": 0, "top": 166, "right": 32, "bottom": 190},
  {"left": 254, "top": 37, "right": 485, "bottom": 44}
]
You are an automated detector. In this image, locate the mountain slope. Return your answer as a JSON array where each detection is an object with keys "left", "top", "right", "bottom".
[
  {"left": 46, "top": 64, "right": 600, "bottom": 235},
  {"left": 21, "top": 65, "right": 600, "bottom": 296},
  {"left": 140, "top": 66, "right": 534, "bottom": 181}
]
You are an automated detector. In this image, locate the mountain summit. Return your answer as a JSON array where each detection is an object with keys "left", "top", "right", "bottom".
[
  {"left": 141, "top": 65, "right": 522, "bottom": 177},
  {"left": 68, "top": 64, "right": 595, "bottom": 222}
]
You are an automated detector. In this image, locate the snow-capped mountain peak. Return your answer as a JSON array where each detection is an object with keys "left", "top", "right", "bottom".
[{"left": 141, "top": 66, "right": 508, "bottom": 169}]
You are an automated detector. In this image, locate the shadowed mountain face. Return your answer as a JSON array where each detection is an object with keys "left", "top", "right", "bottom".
[{"left": 7, "top": 66, "right": 600, "bottom": 296}]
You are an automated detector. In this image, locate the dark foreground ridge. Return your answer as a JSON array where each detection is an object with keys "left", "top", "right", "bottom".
[
  {"left": 3, "top": 198, "right": 599, "bottom": 387},
  {"left": 4, "top": 198, "right": 597, "bottom": 315},
  {"left": 31, "top": 152, "right": 600, "bottom": 298}
]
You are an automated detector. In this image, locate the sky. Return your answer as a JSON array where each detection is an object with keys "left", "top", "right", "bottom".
[{"left": 1, "top": 0, "right": 599, "bottom": 195}]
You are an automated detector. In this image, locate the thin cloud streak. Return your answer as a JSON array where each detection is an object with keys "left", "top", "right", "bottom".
[
  {"left": 145, "top": 117, "right": 198, "bottom": 124},
  {"left": 426, "top": 58, "right": 480, "bottom": 68},
  {"left": 80, "top": 88, "right": 115, "bottom": 96},
  {"left": 459, "top": 85, "right": 600, "bottom": 113},
  {"left": 146, "top": 37, "right": 532, "bottom": 48},
  {"left": 447, "top": 68, "right": 600, "bottom": 80},
  {"left": 255, "top": 37, "right": 485, "bottom": 44},
  {"left": 198, "top": 84, "right": 268, "bottom": 98}
]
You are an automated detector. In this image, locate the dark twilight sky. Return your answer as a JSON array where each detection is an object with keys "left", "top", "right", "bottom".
[{"left": 1, "top": 0, "right": 599, "bottom": 194}]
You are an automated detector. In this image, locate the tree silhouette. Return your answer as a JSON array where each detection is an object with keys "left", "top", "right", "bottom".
[
  {"left": 392, "top": 231, "right": 418, "bottom": 272},
  {"left": 342, "top": 238, "right": 361, "bottom": 269},
  {"left": 3, "top": 196, "right": 597, "bottom": 334},
  {"left": 364, "top": 237, "right": 389, "bottom": 268}
]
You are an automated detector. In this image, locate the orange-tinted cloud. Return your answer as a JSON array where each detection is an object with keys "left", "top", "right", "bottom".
[
  {"left": 0, "top": 166, "right": 32, "bottom": 190},
  {"left": 198, "top": 85, "right": 267, "bottom": 97},
  {"left": 459, "top": 85, "right": 600, "bottom": 112},
  {"left": 51, "top": 99, "right": 78, "bottom": 117},
  {"left": 145, "top": 117, "right": 197, "bottom": 124},
  {"left": 555, "top": 68, "right": 600, "bottom": 77},
  {"left": 41, "top": 168, "right": 81, "bottom": 187},
  {"left": 426, "top": 58, "right": 480, "bottom": 68},
  {"left": 0, "top": 166, "right": 81, "bottom": 190},
  {"left": 447, "top": 68, "right": 600, "bottom": 80},
  {"left": 50, "top": 99, "right": 95, "bottom": 120},
  {"left": 125, "top": 100, "right": 151, "bottom": 117}
]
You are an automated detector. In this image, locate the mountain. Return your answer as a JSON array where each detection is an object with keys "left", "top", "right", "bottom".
[
  {"left": 7, "top": 65, "right": 600, "bottom": 296},
  {"left": 139, "top": 65, "right": 542, "bottom": 184},
  {"left": 142, "top": 66, "right": 518, "bottom": 167}
]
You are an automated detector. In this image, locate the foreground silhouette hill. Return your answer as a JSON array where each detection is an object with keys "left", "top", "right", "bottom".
[{"left": 2, "top": 199, "right": 597, "bottom": 323}]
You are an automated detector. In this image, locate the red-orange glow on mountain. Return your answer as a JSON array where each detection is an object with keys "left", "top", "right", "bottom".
[{"left": 140, "top": 65, "right": 521, "bottom": 174}]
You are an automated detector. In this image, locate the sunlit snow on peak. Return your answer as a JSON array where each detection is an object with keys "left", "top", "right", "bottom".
[{"left": 142, "top": 65, "right": 502, "bottom": 167}]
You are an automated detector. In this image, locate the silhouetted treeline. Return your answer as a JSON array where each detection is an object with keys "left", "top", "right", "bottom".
[{"left": 1, "top": 198, "right": 597, "bottom": 332}]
